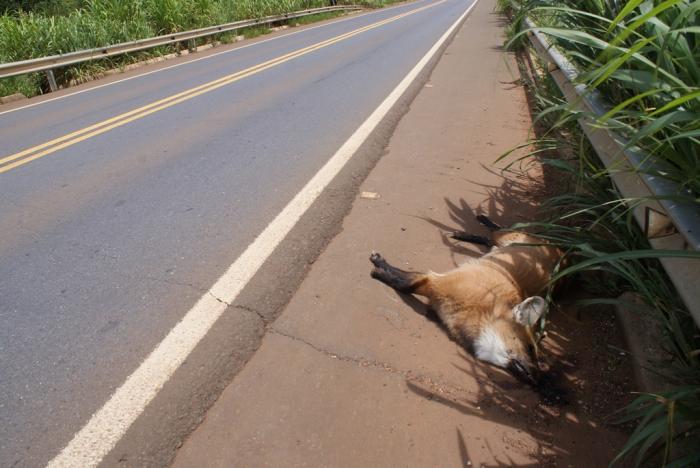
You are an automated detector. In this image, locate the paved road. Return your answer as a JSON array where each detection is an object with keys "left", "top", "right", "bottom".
[{"left": 0, "top": 1, "right": 475, "bottom": 465}]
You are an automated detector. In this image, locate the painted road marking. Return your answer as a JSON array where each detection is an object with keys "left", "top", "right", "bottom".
[
  {"left": 46, "top": 1, "right": 478, "bottom": 466},
  {"left": 0, "top": 0, "right": 444, "bottom": 175}
]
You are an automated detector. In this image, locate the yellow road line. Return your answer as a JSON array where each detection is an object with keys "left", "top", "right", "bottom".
[
  {"left": 1, "top": 12, "right": 394, "bottom": 167},
  {"left": 0, "top": 0, "right": 445, "bottom": 175}
]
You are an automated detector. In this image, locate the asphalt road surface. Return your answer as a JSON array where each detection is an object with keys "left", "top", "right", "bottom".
[{"left": 0, "top": 1, "right": 476, "bottom": 465}]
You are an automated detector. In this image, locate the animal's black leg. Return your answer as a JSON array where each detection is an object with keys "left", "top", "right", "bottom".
[
  {"left": 451, "top": 232, "right": 494, "bottom": 247},
  {"left": 369, "top": 253, "right": 424, "bottom": 294},
  {"left": 476, "top": 214, "right": 502, "bottom": 231}
]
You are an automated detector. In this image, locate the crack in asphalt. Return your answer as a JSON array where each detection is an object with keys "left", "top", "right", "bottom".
[
  {"left": 207, "top": 291, "right": 231, "bottom": 307},
  {"left": 202, "top": 298, "right": 268, "bottom": 324},
  {"left": 233, "top": 304, "right": 268, "bottom": 324},
  {"left": 268, "top": 328, "right": 474, "bottom": 402},
  {"left": 270, "top": 327, "right": 409, "bottom": 375}
]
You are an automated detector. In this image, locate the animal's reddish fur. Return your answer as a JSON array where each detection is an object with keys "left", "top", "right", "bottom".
[{"left": 370, "top": 218, "right": 564, "bottom": 382}]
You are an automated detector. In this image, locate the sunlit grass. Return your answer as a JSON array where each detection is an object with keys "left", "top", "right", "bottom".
[{"left": 498, "top": 0, "right": 700, "bottom": 465}]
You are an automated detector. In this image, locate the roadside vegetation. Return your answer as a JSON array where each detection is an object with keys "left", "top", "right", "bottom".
[
  {"left": 0, "top": 0, "right": 397, "bottom": 97},
  {"left": 496, "top": 0, "right": 700, "bottom": 466}
]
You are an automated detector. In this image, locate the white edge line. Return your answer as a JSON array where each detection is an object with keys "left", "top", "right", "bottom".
[
  {"left": 0, "top": 0, "right": 431, "bottom": 118},
  {"left": 46, "top": 0, "right": 478, "bottom": 466}
]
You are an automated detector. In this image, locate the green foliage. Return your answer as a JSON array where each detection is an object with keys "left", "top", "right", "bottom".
[
  {"left": 499, "top": 0, "right": 700, "bottom": 465},
  {"left": 506, "top": 0, "right": 700, "bottom": 198}
]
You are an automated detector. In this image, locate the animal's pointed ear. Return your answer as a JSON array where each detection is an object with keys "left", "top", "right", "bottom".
[{"left": 512, "top": 296, "right": 546, "bottom": 327}]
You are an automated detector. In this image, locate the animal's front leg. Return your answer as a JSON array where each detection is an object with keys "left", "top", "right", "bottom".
[{"left": 369, "top": 253, "right": 428, "bottom": 295}]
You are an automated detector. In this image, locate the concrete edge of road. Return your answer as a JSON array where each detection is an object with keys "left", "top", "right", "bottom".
[{"left": 40, "top": 2, "right": 479, "bottom": 467}]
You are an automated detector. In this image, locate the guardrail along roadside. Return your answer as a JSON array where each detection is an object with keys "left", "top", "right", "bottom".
[
  {"left": 524, "top": 18, "right": 700, "bottom": 329},
  {"left": 0, "top": 5, "right": 362, "bottom": 95},
  {"left": 503, "top": 4, "right": 699, "bottom": 464}
]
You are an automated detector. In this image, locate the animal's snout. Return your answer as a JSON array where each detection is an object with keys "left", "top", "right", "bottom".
[{"left": 507, "top": 359, "right": 540, "bottom": 386}]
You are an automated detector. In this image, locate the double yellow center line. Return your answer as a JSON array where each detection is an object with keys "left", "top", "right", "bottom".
[{"left": 0, "top": 0, "right": 445, "bottom": 175}]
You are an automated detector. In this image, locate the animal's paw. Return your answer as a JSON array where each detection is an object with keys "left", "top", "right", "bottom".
[{"left": 369, "top": 252, "right": 384, "bottom": 266}]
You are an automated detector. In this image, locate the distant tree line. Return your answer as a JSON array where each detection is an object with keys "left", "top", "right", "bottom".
[{"left": 1, "top": 0, "right": 83, "bottom": 15}]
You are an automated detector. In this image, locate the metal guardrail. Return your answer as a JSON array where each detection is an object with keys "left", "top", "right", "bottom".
[
  {"left": 0, "top": 5, "right": 363, "bottom": 91},
  {"left": 524, "top": 18, "right": 700, "bottom": 326}
]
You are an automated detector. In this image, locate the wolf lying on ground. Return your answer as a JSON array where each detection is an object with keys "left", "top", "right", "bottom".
[{"left": 370, "top": 215, "right": 564, "bottom": 384}]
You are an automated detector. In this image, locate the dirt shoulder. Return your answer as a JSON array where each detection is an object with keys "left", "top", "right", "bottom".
[{"left": 172, "top": 0, "right": 633, "bottom": 466}]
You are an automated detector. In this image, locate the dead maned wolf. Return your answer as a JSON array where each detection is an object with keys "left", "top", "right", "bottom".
[{"left": 370, "top": 215, "right": 564, "bottom": 384}]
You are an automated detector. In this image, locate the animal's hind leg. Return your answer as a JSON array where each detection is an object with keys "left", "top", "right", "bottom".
[
  {"left": 450, "top": 214, "right": 502, "bottom": 247},
  {"left": 451, "top": 232, "right": 493, "bottom": 247},
  {"left": 370, "top": 253, "right": 428, "bottom": 295},
  {"left": 476, "top": 214, "right": 502, "bottom": 231}
]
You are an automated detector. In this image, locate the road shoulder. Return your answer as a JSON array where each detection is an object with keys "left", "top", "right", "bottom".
[{"left": 172, "top": 0, "right": 631, "bottom": 466}]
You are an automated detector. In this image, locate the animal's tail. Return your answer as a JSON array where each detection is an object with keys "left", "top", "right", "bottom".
[{"left": 369, "top": 253, "right": 429, "bottom": 295}]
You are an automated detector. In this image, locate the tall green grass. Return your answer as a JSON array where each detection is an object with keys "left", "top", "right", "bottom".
[
  {"left": 1, "top": 1, "right": 84, "bottom": 16},
  {"left": 507, "top": 0, "right": 700, "bottom": 197},
  {"left": 0, "top": 0, "right": 393, "bottom": 97},
  {"left": 498, "top": 0, "right": 700, "bottom": 465}
]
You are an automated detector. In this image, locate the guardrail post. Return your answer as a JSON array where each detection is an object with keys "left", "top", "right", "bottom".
[
  {"left": 188, "top": 39, "right": 197, "bottom": 52},
  {"left": 45, "top": 69, "right": 58, "bottom": 92}
]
